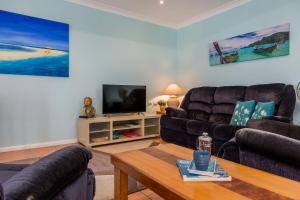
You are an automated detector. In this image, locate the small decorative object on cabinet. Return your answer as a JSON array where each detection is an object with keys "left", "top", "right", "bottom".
[
  {"left": 77, "top": 113, "right": 160, "bottom": 147},
  {"left": 157, "top": 100, "right": 167, "bottom": 114},
  {"left": 163, "top": 83, "right": 184, "bottom": 108},
  {"left": 80, "top": 97, "right": 96, "bottom": 118}
]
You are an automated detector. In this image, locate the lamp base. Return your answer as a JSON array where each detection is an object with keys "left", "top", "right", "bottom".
[{"left": 167, "top": 96, "right": 179, "bottom": 108}]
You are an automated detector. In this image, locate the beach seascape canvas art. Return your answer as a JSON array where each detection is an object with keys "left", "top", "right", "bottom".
[
  {"left": 0, "top": 10, "right": 69, "bottom": 77},
  {"left": 209, "top": 23, "right": 290, "bottom": 66}
]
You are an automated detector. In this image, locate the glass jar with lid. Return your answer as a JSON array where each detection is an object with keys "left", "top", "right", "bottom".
[{"left": 197, "top": 132, "right": 212, "bottom": 154}]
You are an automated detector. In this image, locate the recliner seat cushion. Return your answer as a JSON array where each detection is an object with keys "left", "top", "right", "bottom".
[{"left": 186, "top": 120, "right": 215, "bottom": 136}]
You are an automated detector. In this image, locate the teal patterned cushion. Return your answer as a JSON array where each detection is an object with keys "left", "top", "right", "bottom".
[
  {"left": 251, "top": 101, "right": 275, "bottom": 120},
  {"left": 230, "top": 100, "right": 256, "bottom": 126}
]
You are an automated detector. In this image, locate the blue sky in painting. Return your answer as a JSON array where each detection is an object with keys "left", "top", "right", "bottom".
[
  {"left": 209, "top": 23, "right": 289, "bottom": 50},
  {"left": 0, "top": 10, "right": 69, "bottom": 51}
]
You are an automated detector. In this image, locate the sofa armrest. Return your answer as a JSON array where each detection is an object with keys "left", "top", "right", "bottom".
[
  {"left": 166, "top": 107, "right": 187, "bottom": 118},
  {"left": 236, "top": 128, "right": 300, "bottom": 167},
  {"left": 218, "top": 137, "right": 240, "bottom": 163},
  {"left": 262, "top": 115, "right": 291, "bottom": 123},
  {"left": 3, "top": 146, "right": 92, "bottom": 200},
  {"left": 217, "top": 138, "right": 240, "bottom": 163}
]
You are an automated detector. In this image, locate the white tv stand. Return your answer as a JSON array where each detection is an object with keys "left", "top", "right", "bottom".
[{"left": 77, "top": 113, "right": 160, "bottom": 147}]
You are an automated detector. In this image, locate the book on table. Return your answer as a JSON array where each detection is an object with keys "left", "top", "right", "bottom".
[
  {"left": 176, "top": 160, "right": 232, "bottom": 182},
  {"left": 188, "top": 159, "right": 217, "bottom": 177}
]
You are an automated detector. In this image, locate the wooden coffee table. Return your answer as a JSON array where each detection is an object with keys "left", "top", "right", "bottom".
[{"left": 111, "top": 144, "right": 300, "bottom": 200}]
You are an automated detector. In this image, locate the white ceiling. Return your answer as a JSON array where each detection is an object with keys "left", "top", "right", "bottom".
[{"left": 65, "top": 0, "right": 251, "bottom": 28}]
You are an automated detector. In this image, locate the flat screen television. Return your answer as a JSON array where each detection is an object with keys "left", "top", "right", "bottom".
[{"left": 102, "top": 84, "right": 146, "bottom": 114}]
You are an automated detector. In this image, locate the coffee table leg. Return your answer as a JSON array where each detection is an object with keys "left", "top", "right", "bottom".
[{"left": 114, "top": 167, "right": 128, "bottom": 200}]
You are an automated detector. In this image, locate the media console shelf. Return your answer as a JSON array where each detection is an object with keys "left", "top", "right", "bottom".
[{"left": 77, "top": 113, "right": 160, "bottom": 147}]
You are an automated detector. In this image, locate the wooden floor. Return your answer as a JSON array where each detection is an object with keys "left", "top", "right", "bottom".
[{"left": 0, "top": 143, "right": 162, "bottom": 200}]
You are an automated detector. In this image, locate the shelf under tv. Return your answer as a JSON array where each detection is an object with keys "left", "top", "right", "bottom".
[{"left": 77, "top": 113, "right": 160, "bottom": 147}]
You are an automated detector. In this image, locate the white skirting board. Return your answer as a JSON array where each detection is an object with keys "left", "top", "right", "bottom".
[{"left": 0, "top": 139, "right": 78, "bottom": 153}]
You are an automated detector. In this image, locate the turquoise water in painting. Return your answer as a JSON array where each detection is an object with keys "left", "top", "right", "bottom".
[
  {"left": 210, "top": 41, "right": 289, "bottom": 66},
  {"left": 0, "top": 43, "right": 69, "bottom": 77}
]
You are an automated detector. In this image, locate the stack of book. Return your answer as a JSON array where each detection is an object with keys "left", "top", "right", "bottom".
[{"left": 176, "top": 159, "right": 232, "bottom": 182}]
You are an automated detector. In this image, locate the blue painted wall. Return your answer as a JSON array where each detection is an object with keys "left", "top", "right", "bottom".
[
  {"left": 1, "top": 0, "right": 299, "bottom": 148},
  {"left": 177, "top": 0, "right": 300, "bottom": 124},
  {"left": 0, "top": 0, "right": 177, "bottom": 147}
]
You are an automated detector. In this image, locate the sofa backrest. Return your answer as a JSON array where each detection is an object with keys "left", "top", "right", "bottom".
[
  {"left": 180, "top": 83, "right": 296, "bottom": 124},
  {"left": 183, "top": 87, "right": 216, "bottom": 121}
]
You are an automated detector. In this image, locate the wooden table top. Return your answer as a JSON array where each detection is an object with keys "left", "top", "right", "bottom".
[{"left": 111, "top": 143, "right": 300, "bottom": 200}]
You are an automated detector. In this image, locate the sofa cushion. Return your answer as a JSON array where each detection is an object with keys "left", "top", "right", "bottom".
[
  {"left": 251, "top": 101, "right": 275, "bottom": 120},
  {"left": 244, "top": 83, "right": 285, "bottom": 105},
  {"left": 212, "top": 104, "right": 235, "bottom": 115},
  {"left": 187, "top": 102, "right": 212, "bottom": 113},
  {"left": 186, "top": 120, "right": 215, "bottom": 136},
  {"left": 189, "top": 87, "right": 216, "bottom": 104},
  {"left": 209, "top": 114, "right": 232, "bottom": 124},
  {"left": 230, "top": 100, "right": 256, "bottom": 126},
  {"left": 187, "top": 111, "right": 210, "bottom": 121},
  {"left": 214, "top": 86, "right": 246, "bottom": 104},
  {"left": 160, "top": 116, "right": 188, "bottom": 132}
]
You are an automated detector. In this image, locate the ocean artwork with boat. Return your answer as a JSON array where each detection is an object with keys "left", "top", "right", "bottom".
[
  {"left": 0, "top": 10, "right": 69, "bottom": 77},
  {"left": 209, "top": 23, "right": 289, "bottom": 66}
]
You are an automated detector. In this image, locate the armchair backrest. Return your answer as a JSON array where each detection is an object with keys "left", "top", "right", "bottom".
[
  {"left": 180, "top": 83, "right": 296, "bottom": 123},
  {"left": 236, "top": 128, "right": 300, "bottom": 181}
]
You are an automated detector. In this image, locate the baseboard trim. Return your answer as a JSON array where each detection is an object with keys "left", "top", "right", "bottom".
[{"left": 0, "top": 139, "right": 78, "bottom": 153}]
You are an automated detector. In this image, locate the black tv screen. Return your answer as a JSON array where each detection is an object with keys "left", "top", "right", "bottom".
[{"left": 102, "top": 84, "right": 146, "bottom": 114}]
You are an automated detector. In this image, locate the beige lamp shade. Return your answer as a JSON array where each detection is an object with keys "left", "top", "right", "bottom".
[
  {"left": 162, "top": 84, "right": 184, "bottom": 108},
  {"left": 163, "top": 83, "right": 184, "bottom": 96}
]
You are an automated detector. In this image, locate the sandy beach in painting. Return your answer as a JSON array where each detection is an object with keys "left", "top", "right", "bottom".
[
  {"left": 0, "top": 10, "right": 69, "bottom": 77},
  {"left": 0, "top": 43, "right": 67, "bottom": 61}
]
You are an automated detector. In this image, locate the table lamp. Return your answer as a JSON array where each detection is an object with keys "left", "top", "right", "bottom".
[{"left": 163, "top": 83, "right": 184, "bottom": 108}]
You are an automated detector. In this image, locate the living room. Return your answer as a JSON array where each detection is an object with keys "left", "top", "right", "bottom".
[{"left": 0, "top": 0, "right": 300, "bottom": 199}]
